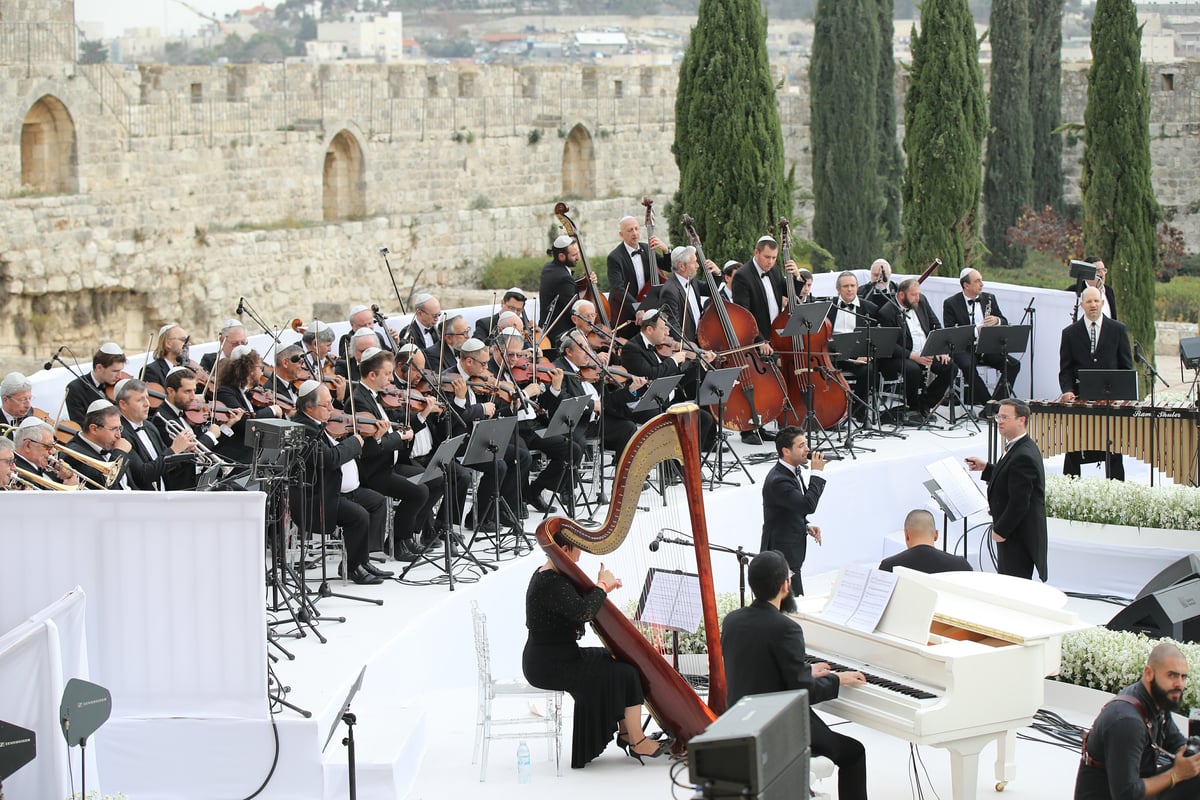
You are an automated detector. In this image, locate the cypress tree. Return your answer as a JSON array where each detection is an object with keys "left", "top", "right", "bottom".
[
  {"left": 810, "top": 0, "right": 881, "bottom": 267},
  {"left": 900, "top": 0, "right": 987, "bottom": 277},
  {"left": 982, "top": 0, "right": 1033, "bottom": 270},
  {"left": 1029, "top": 0, "right": 1065, "bottom": 210},
  {"left": 1081, "top": 0, "right": 1159, "bottom": 370},
  {"left": 671, "top": 0, "right": 790, "bottom": 258},
  {"left": 876, "top": 0, "right": 904, "bottom": 244}
]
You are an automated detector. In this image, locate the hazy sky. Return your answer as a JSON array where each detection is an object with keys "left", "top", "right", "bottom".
[{"left": 75, "top": 0, "right": 255, "bottom": 38}]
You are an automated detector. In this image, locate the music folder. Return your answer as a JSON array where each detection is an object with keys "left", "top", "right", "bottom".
[
  {"left": 1078, "top": 369, "right": 1139, "bottom": 402},
  {"left": 409, "top": 433, "right": 465, "bottom": 484},
  {"left": 537, "top": 395, "right": 592, "bottom": 439},
  {"left": 629, "top": 374, "right": 683, "bottom": 414}
]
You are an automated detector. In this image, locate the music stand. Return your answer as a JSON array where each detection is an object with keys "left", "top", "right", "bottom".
[
  {"left": 0, "top": 720, "right": 35, "bottom": 797},
  {"left": 1179, "top": 336, "right": 1200, "bottom": 402},
  {"left": 537, "top": 395, "right": 593, "bottom": 518},
  {"left": 1068, "top": 260, "right": 1097, "bottom": 322},
  {"left": 776, "top": 301, "right": 839, "bottom": 453},
  {"left": 323, "top": 666, "right": 367, "bottom": 800},
  {"left": 635, "top": 568, "right": 704, "bottom": 677},
  {"left": 629, "top": 374, "right": 683, "bottom": 415},
  {"left": 462, "top": 415, "right": 524, "bottom": 559},
  {"left": 976, "top": 324, "right": 1030, "bottom": 404},
  {"left": 921, "top": 325, "right": 976, "bottom": 429},
  {"left": 828, "top": 330, "right": 876, "bottom": 457},
  {"left": 698, "top": 367, "right": 750, "bottom": 489},
  {"left": 1078, "top": 369, "right": 1139, "bottom": 402},
  {"left": 858, "top": 327, "right": 904, "bottom": 438}
]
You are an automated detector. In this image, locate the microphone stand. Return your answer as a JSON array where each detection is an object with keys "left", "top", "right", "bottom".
[
  {"left": 378, "top": 247, "right": 409, "bottom": 316},
  {"left": 1136, "top": 342, "right": 1168, "bottom": 487},
  {"left": 654, "top": 533, "right": 756, "bottom": 609},
  {"left": 1018, "top": 296, "right": 1036, "bottom": 398}
]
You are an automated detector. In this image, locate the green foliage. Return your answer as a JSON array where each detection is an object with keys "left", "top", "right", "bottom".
[
  {"left": 1155, "top": 276, "right": 1200, "bottom": 323},
  {"left": 477, "top": 255, "right": 544, "bottom": 290},
  {"left": 876, "top": 0, "right": 904, "bottom": 244},
  {"left": 1029, "top": 0, "right": 1065, "bottom": 210},
  {"left": 78, "top": 38, "right": 108, "bottom": 65},
  {"left": 811, "top": 0, "right": 882, "bottom": 267},
  {"left": 983, "top": 0, "right": 1033, "bottom": 270},
  {"left": 1081, "top": 0, "right": 1160, "bottom": 384},
  {"left": 527, "top": 128, "right": 542, "bottom": 145},
  {"left": 420, "top": 38, "right": 475, "bottom": 59},
  {"left": 671, "top": 0, "right": 791, "bottom": 259},
  {"left": 624, "top": 593, "right": 744, "bottom": 655},
  {"left": 900, "top": 0, "right": 987, "bottom": 278}
]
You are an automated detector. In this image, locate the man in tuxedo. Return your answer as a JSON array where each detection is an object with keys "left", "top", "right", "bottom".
[
  {"left": 115, "top": 378, "right": 197, "bottom": 490},
  {"left": 1058, "top": 286, "right": 1134, "bottom": 480},
  {"left": 1, "top": 372, "right": 32, "bottom": 431},
  {"left": 142, "top": 323, "right": 189, "bottom": 387},
  {"left": 719, "top": 260, "right": 739, "bottom": 303},
  {"left": 721, "top": 550, "right": 868, "bottom": 800},
  {"left": 539, "top": 236, "right": 585, "bottom": 355},
  {"left": 826, "top": 272, "right": 879, "bottom": 423},
  {"left": 966, "top": 399, "right": 1048, "bottom": 581},
  {"left": 657, "top": 245, "right": 718, "bottom": 345},
  {"left": 878, "top": 509, "right": 972, "bottom": 574},
  {"left": 474, "top": 287, "right": 529, "bottom": 342},
  {"left": 859, "top": 258, "right": 898, "bottom": 300},
  {"left": 1068, "top": 256, "right": 1118, "bottom": 321},
  {"left": 65, "top": 399, "right": 132, "bottom": 490},
  {"left": 264, "top": 344, "right": 306, "bottom": 408},
  {"left": 729, "top": 235, "right": 790, "bottom": 444},
  {"left": 874, "top": 278, "right": 955, "bottom": 424},
  {"left": 942, "top": 269, "right": 1021, "bottom": 405},
  {"left": 12, "top": 418, "right": 80, "bottom": 488},
  {"left": 607, "top": 214, "right": 671, "bottom": 326},
  {"left": 548, "top": 330, "right": 647, "bottom": 458},
  {"left": 199, "top": 320, "right": 247, "bottom": 374},
  {"left": 423, "top": 314, "right": 471, "bottom": 374},
  {"left": 760, "top": 425, "right": 826, "bottom": 595},
  {"left": 65, "top": 343, "right": 127, "bottom": 425},
  {"left": 335, "top": 327, "right": 380, "bottom": 384},
  {"left": 292, "top": 381, "right": 387, "bottom": 585},
  {"left": 153, "top": 366, "right": 240, "bottom": 456}
]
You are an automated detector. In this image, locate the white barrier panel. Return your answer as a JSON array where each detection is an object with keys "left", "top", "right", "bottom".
[{"left": 0, "top": 491, "right": 268, "bottom": 719}]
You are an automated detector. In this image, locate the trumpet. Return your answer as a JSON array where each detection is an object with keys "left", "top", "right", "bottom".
[
  {"left": 13, "top": 465, "right": 82, "bottom": 491},
  {"left": 163, "top": 418, "right": 230, "bottom": 466}
]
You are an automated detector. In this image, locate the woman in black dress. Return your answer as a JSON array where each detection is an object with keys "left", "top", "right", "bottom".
[{"left": 523, "top": 532, "right": 671, "bottom": 768}]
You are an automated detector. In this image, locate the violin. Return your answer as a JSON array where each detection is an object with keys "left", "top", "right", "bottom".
[
  {"left": 184, "top": 399, "right": 237, "bottom": 426},
  {"left": 510, "top": 355, "right": 557, "bottom": 385},
  {"left": 324, "top": 411, "right": 410, "bottom": 439},
  {"left": 394, "top": 386, "right": 445, "bottom": 414},
  {"left": 103, "top": 371, "right": 134, "bottom": 401}
]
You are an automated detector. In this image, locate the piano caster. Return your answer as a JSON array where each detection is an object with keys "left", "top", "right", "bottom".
[{"left": 995, "top": 780, "right": 1008, "bottom": 792}]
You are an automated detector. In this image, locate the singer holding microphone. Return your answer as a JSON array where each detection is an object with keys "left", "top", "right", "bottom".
[
  {"left": 523, "top": 530, "right": 672, "bottom": 768},
  {"left": 761, "top": 425, "right": 826, "bottom": 596}
]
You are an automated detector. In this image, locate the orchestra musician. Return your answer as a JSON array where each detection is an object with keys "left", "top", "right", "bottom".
[
  {"left": 607, "top": 214, "right": 671, "bottom": 326},
  {"left": 1068, "top": 256, "right": 1117, "bottom": 320},
  {"left": 474, "top": 287, "right": 530, "bottom": 342},
  {"left": 299, "top": 320, "right": 349, "bottom": 407},
  {"left": 0, "top": 436, "right": 14, "bottom": 488},
  {"left": 657, "top": 245, "right": 719, "bottom": 345},
  {"left": 826, "top": 272, "right": 879, "bottom": 424},
  {"left": 213, "top": 345, "right": 284, "bottom": 464},
  {"left": 12, "top": 418, "right": 79, "bottom": 488},
  {"left": 1058, "top": 285, "right": 1133, "bottom": 481},
  {"left": 199, "top": 319, "right": 247, "bottom": 373},
  {"left": 142, "top": 323, "right": 189, "bottom": 387},
  {"left": 874, "top": 278, "right": 955, "bottom": 425},
  {"left": 721, "top": 550, "right": 868, "bottom": 800},
  {"left": 424, "top": 314, "right": 471, "bottom": 374},
  {"left": 539, "top": 236, "right": 585, "bottom": 355},
  {"left": 152, "top": 366, "right": 239, "bottom": 455},
  {"left": 1, "top": 371, "right": 32, "bottom": 430},
  {"left": 64, "top": 342, "right": 127, "bottom": 425},
  {"left": 66, "top": 399, "right": 132, "bottom": 490},
  {"left": 942, "top": 269, "right": 1020, "bottom": 406},
  {"left": 115, "top": 377, "right": 196, "bottom": 491},
  {"left": 858, "top": 257, "right": 898, "bottom": 300},
  {"left": 877, "top": 509, "right": 972, "bottom": 574},
  {"left": 265, "top": 343, "right": 305, "bottom": 407},
  {"left": 336, "top": 328, "right": 382, "bottom": 384},
  {"left": 719, "top": 260, "right": 739, "bottom": 303},
  {"left": 403, "top": 293, "right": 443, "bottom": 350},
  {"left": 522, "top": 530, "right": 672, "bottom": 767},
  {"left": 761, "top": 425, "right": 826, "bottom": 596},
  {"left": 729, "top": 235, "right": 787, "bottom": 445},
  {"left": 292, "top": 381, "right": 387, "bottom": 585},
  {"left": 551, "top": 329, "right": 648, "bottom": 461}
]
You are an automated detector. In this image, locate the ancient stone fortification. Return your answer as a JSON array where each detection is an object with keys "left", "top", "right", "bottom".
[{"left": 2, "top": 7, "right": 1200, "bottom": 361}]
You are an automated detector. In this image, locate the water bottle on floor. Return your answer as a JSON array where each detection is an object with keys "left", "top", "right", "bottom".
[{"left": 516, "top": 740, "right": 531, "bottom": 784}]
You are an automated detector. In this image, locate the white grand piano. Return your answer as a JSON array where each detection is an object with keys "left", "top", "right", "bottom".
[{"left": 791, "top": 568, "right": 1092, "bottom": 800}]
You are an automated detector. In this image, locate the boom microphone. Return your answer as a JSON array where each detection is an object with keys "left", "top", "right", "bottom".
[
  {"left": 648, "top": 530, "right": 664, "bottom": 553},
  {"left": 235, "top": 298, "right": 245, "bottom": 316},
  {"left": 43, "top": 345, "right": 65, "bottom": 371}
]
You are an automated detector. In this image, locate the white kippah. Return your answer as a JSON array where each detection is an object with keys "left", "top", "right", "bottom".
[
  {"left": 498, "top": 326, "right": 522, "bottom": 339},
  {"left": 309, "top": 319, "right": 332, "bottom": 334},
  {"left": 99, "top": 342, "right": 124, "bottom": 356},
  {"left": 353, "top": 328, "right": 378, "bottom": 341},
  {"left": 498, "top": 311, "right": 520, "bottom": 323},
  {"left": 459, "top": 337, "right": 486, "bottom": 354},
  {"left": 297, "top": 379, "right": 322, "bottom": 398},
  {"left": 641, "top": 309, "right": 661, "bottom": 324},
  {"left": 166, "top": 365, "right": 189, "bottom": 378},
  {"left": 230, "top": 344, "right": 254, "bottom": 361},
  {"left": 506, "top": 286, "right": 526, "bottom": 299},
  {"left": 158, "top": 323, "right": 177, "bottom": 337},
  {"left": 349, "top": 304, "right": 369, "bottom": 316},
  {"left": 113, "top": 378, "right": 131, "bottom": 397},
  {"left": 18, "top": 416, "right": 45, "bottom": 430},
  {"left": 221, "top": 319, "right": 242, "bottom": 332},
  {"left": 87, "top": 399, "right": 114, "bottom": 415},
  {"left": 756, "top": 235, "right": 777, "bottom": 246},
  {"left": 412, "top": 293, "right": 434, "bottom": 307},
  {"left": 724, "top": 259, "right": 740, "bottom": 269},
  {"left": 361, "top": 347, "right": 384, "bottom": 362},
  {"left": 398, "top": 343, "right": 419, "bottom": 355},
  {"left": 960, "top": 267, "right": 974, "bottom": 280},
  {"left": 553, "top": 235, "right": 573, "bottom": 249}
]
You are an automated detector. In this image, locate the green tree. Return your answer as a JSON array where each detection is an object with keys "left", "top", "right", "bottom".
[
  {"left": 1029, "top": 0, "right": 1065, "bottom": 210},
  {"left": 810, "top": 0, "right": 881, "bottom": 266},
  {"left": 1081, "top": 0, "right": 1159, "bottom": 370},
  {"left": 876, "top": 0, "right": 903, "bottom": 244},
  {"left": 78, "top": 38, "right": 108, "bottom": 65},
  {"left": 982, "top": 0, "right": 1032, "bottom": 269},
  {"left": 671, "top": 0, "right": 790, "bottom": 259},
  {"left": 900, "top": 0, "right": 987, "bottom": 277}
]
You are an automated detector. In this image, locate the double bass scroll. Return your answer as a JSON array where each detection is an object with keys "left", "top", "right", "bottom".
[{"left": 536, "top": 404, "right": 726, "bottom": 746}]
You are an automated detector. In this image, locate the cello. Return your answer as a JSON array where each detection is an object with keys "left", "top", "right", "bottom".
[
  {"left": 768, "top": 218, "right": 850, "bottom": 430},
  {"left": 554, "top": 202, "right": 612, "bottom": 327},
  {"left": 684, "top": 215, "right": 787, "bottom": 432}
]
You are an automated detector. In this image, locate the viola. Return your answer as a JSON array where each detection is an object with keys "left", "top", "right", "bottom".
[
  {"left": 324, "top": 411, "right": 409, "bottom": 439},
  {"left": 53, "top": 417, "right": 81, "bottom": 445},
  {"left": 184, "top": 399, "right": 236, "bottom": 426},
  {"left": 510, "top": 356, "right": 557, "bottom": 385},
  {"left": 103, "top": 371, "right": 134, "bottom": 402},
  {"left": 395, "top": 386, "right": 445, "bottom": 414}
]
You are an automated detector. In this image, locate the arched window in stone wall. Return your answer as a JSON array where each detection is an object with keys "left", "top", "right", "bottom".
[
  {"left": 323, "top": 130, "right": 366, "bottom": 221},
  {"left": 562, "top": 123, "right": 595, "bottom": 200},
  {"left": 20, "top": 95, "right": 78, "bottom": 194}
]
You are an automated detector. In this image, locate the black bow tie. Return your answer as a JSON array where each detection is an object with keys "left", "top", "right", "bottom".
[
  {"left": 629, "top": 248, "right": 641, "bottom": 258},
  {"left": 968, "top": 299, "right": 977, "bottom": 309},
  {"left": 130, "top": 426, "right": 143, "bottom": 434},
  {"left": 424, "top": 327, "right": 434, "bottom": 337},
  {"left": 839, "top": 302, "right": 854, "bottom": 311}
]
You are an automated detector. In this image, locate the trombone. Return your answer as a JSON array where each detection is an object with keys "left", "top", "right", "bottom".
[
  {"left": 163, "top": 418, "right": 231, "bottom": 467},
  {"left": 0, "top": 422, "right": 123, "bottom": 489},
  {"left": 11, "top": 465, "right": 82, "bottom": 491}
]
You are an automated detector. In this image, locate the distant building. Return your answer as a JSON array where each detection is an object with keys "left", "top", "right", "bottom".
[
  {"left": 572, "top": 31, "right": 627, "bottom": 57},
  {"left": 311, "top": 11, "right": 404, "bottom": 62}
]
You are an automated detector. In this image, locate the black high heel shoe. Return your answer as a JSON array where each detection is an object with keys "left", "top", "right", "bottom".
[{"left": 623, "top": 735, "right": 671, "bottom": 764}]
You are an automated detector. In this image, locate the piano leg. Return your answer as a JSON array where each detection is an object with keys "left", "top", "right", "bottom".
[
  {"left": 941, "top": 733, "right": 997, "bottom": 800},
  {"left": 992, "top": 729, "right": 1017, "bottom": 790}
]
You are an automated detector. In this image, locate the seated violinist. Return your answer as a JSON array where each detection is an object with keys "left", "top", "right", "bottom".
[
  {"left": 336, "top": 327, "right": 380, "bottom": 384},
  {"left": 65, "top": 343, "right": 127, "bottom": 425},
  {"left": 200, "top": 319, "right": 247, "bottom": 374},
  {"left": 474, "top": 287, "right": 529, "bottom": 342},
  {"left": 299, "top": 320, "right": 349, "bottom": 407},
  {"left": 152, "top": 366, "right": 240, "bottom": 455},
  {"left": 424, "top": 314, "right": 471, "bottom": 373},
  {"left": 141, "top": 324, "right": 188, "bottom": 388},
  {"left": 265, "top": 344, "right": 305, "bottom": 408},
  {"left": 550, "top": 329, "right": 647, "bottom": 458},
  {"left": 213, "top": 346, "right": 284, "bottom": 464},
  {"left": 404, "top": 293, "right": 443, "bottom": 350},
  {"left": 1, "top": 371, "right": 33, "bottom": 430}
]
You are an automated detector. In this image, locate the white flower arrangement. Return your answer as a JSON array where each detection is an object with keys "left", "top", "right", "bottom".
[
  {"left": 1045, "top": 474, "right": 1200, "bottom": 530},
  {"left": 1059, "top": 627, "right": 1200, "bottom": 714}
]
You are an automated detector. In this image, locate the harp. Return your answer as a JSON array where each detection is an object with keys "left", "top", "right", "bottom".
[{"left": 534, "top": 403, "right": 726, "bottom": 746}]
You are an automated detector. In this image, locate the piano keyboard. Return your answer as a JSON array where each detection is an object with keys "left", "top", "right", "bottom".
[{"left": 806, "top": 654, "right": 939, "bottom": 700}]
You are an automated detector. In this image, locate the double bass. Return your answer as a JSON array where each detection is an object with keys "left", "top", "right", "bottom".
[
  {"left": 684, "top": 216, "right": 787, "bottom": 432},
  {"left": 768, "top": 218, "right": 850, "bottom": 429},
  {"left": 554, "top": 202, "right": 612, "bottom": 327},
  {"left": 635, "top": 196, "right": 668, "bottom": 304}
]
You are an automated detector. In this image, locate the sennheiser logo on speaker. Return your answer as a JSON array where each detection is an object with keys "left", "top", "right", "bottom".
[
  {"left": 0, "top": 738, "right": 33, "bottom": 747},
  {"left": 77, "top": 697, "right": 108, "bottom": 708}
]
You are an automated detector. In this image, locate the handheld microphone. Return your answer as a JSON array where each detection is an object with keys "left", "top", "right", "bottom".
[
  {"left": 379, "top": 246, "right": 389, "bottom": 255},
  {"left": 648, "top": 530, "right": 665, "bottom": 553},
  {"left": 236, "top": 298, "right": 245, "bottom": 316},
  {"left": 43, "top": 345, "right": 65, "bottom": 371}
]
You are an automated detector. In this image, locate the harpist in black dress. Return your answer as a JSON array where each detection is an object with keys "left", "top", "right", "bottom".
[{"left": 522, "top": 532, "right": 670, "bottom": 768}]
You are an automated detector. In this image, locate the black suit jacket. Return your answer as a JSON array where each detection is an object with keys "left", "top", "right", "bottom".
[
  {"left": 879, "top": 544, "right": 972, "bottom": 574},
  {"left": 981, "top": 435, "right": 1048, "bottom": 581},
  {"left": 874, "top": 294, "right": 942, "bottom": 360},
  {"left": 1058, "top": 316, "right": 1134, "bottom": 395},
  {"left": 617, "top": 334, "right": 683, "bottom": 382},
  {"left": 607, "top": 242, "right": 670, "bottom": 324},
  {"left": 121, "top": 416, "right": 195, "bottom": 490},
  {"left": 213, "top": 385, "right": 276, "bottom": 464},
  {"left": 64, "top": 374, "right": 108, "bottom": 425},
  {"left": 64, "top": 433, "right": 130, "bottom": 490},
  {"left": 539, "top": 258, "right": 580, "bottom": 345},
  {"left": 760, "top": 462, "right": 825, "bottom": 581},
  {"left": 731, "top": 260, "right": 785, "bottom": 343},
  {"left": 721, "top": 599, "right": 841, "bottom": 708},
  {"left": 350, "top": 382, "right": 410, "bottom": 482},
  {"left": 292, "top": 413, "right": 363, "bottom": 535},
  {"left": 658, "top": 273, "right": 714, "bottom": 344},
  {"left": 141, "top": 357, "right": 175, "bottom": 389},
  {"left": 942, "top": 291, "right": 1009, "bottom": 329},
  {"left": 546, "top": 358, "right": 638, "bottom": 424}
]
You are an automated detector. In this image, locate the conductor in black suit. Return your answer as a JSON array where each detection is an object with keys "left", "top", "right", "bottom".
[
  {"left": 942, "top": 269, "right": 1021, "bottom": 404},
  {"left": 874, "top": 278, "right": 955, "bottom": 423},
  {"left": 878, "top": 509, "right": 972, "bottom": 574},
  {"left": 721, "top": 550, "right": 868, "bottom": 800},
  {"left": 1058, "top": 286, "right": 1134, "bottom": 480},
  {"left": 761, "top": 425, "right": 827, "bottom": 595},
  {"left": 607, "top": 214, "right": 671, "bottom": 327},
  {"left": 966, "top": 399, "right": 1048, "bottom": 581}
]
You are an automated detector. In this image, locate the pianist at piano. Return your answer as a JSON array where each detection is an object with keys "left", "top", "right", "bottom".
[
  {"left": 877, "top": 509, "right": 972, "bottom": 575},
  {"left": 722, "top": 550, "right": 869, "bottom": 800},
  {"left": 1074, "top": 642, "right": 1200, "bottom": 800}
]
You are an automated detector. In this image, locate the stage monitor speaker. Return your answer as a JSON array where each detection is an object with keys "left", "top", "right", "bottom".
[
  {"left": 1136, "top": 554, "right": 1200, "bottom": 600},
  {"left": 1108, "top": 578, "right": 1200, "bottom": 643},
  {"left": 688, "top": 690, "right": 809, "bottom": 800}
]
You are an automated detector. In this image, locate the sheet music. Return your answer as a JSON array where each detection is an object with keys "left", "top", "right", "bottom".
[
  {"left": 635, "top": 569, "right": 703, "bottom": 634},
  {"left": 821, "top": 566, "right": 898, "bottom": 632},
  {"left": 925, "top": 456, "right": 988, "bottom": 519}
]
